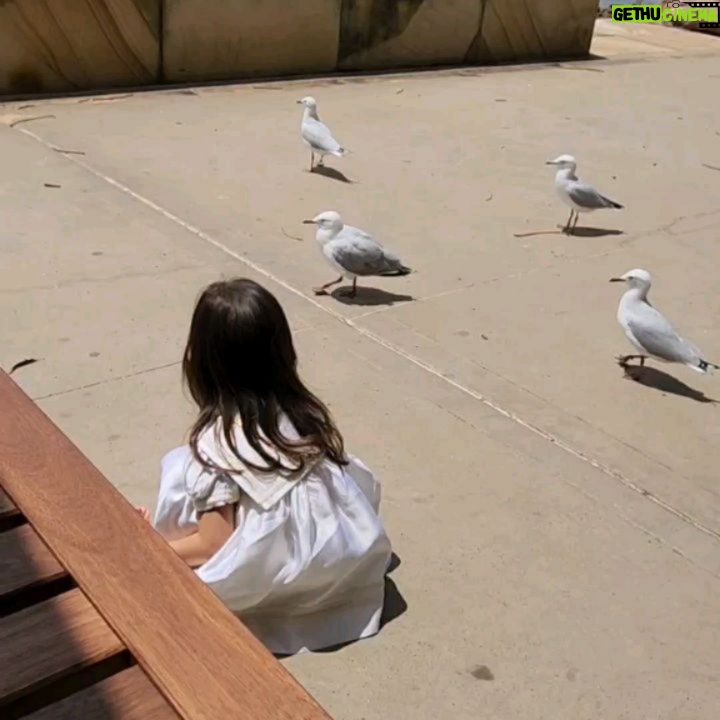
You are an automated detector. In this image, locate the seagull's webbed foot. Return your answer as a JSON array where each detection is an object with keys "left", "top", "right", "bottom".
[{"left": 616, "top": 355, "right": 647, "bottom": 379}]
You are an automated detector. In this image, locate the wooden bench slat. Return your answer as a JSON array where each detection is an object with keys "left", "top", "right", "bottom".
[
  {"left": 0, "top": 489, "right": 17, "bottom": 517},
  {"left": 0, "top": 588, "right": 125, "bottom": 705},
  {"left": 0, "top": 524, "right": 67, "bottom": 603},
  {"left": 0, "top": 489, "right": 21, "bottom": 530},
  {"left": 0, "top": 370, "right": 331, "bottom": 720},
  {"left": 25, "top": 666, "right": 179, "bottom": 720}
]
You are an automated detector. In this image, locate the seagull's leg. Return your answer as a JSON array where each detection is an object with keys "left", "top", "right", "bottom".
[
  {"left": 566, "top": 210, "right": 578, "bottom": 235},
  {"left": 340, "top": 277, "right": 358, "bottom": 298},
  {"left": 616, "top": 354, "right": 640, "bottom": 366},
  {"left": 562, "top": 210, "right": 574, "bottom": 234},
  {"left": 310, "top": 151, "right": 315, "bottom": 172},
  {"left": 616, "top": 355, "right": 647, "bottom": 378},
  {"left": 616, "top": 354, "right": 635, "bottom": 379},
  {"left": 313, "top": 276, "right": 343, "bottom": 295},
  {"left": 318, "top": 153, "right": 325, "bottom": 167},
  {"left": 571, "top": 211, "right": 580, "bottom": 233}
]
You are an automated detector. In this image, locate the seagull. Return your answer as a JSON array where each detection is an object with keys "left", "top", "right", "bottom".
[
  {"left": 610, "top": 268, "right": 718, "bottom": 374},
  {"left": 302, "top": 211, "right": 411, "bottom": 298},
  {"left": 297, "top": 97, "right": 346, "bottom": 172},
  {"left": 546, "top": 155, "right": 623, "bottom": 234}
]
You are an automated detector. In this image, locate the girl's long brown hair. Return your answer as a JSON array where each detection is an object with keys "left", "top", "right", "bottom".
[{"left": 183, "top": 278, "right": 346, "bottom": 474}]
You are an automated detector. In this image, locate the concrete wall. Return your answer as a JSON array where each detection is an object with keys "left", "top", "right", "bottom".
[
  {"left": 0, "top": 0, "right": 159, "bottom": 94},
  {"left": 0, "top": 0, "right": 597, "bottom": 95}
]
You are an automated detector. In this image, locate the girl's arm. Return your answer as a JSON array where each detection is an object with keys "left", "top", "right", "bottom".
[{"left": 168, "top": 505, "right": 236, "bottom": 568}]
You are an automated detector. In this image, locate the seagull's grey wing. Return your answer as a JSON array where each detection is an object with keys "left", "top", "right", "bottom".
[
  {"left": 325, "top": 237, "right": 392, "bottom": 277},
  {"left": 302, "top": 118, "right": 342, "bottom": 154},
  {"left": 567, "top": 181, "right": 618, "bottom": 209},
  {"left": 627, "top": 305, "right": 699, "bottom": 363}
]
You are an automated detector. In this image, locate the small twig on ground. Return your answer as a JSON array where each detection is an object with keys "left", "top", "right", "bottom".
[
  {"left": 701, "top": 163, "right": 720, "bottom": 172},
  {"left": 485, "top": 192, "right": 493, "bottom": 201},
  {"left": 78, "top": 93, "right": 133, "bottom": 104},
  {"left": 9, "top": 114, "right": 56, "bottom": 127},
  {"left": 281, "top": 227, "right": 304, "bottom": 241},
  {"left": 396, "top": 88, "right": 404, "bottom": 95},
  {"left": 556, "top": 64, "right": 605, "bottom": 73},
  {"left": 44, "top": 183, "right": 61, "bottom": 189},
  {"left": 53, "top": 147, "right": 86, "bottom": 155},
  {"left": 513, "top": 229, "right": 563, "bottom": 238},
  {"left": 9, "top": 358, "right": 39, "bottom": 375}
]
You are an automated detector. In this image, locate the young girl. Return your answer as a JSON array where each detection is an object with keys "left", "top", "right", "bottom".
[{"left": 148, "top": 278, "right": 392, "bottom": 655}]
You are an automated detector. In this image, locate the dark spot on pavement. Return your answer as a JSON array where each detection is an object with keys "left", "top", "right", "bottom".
[
  {"left": 92, "top": 251, "right": 103, "bottom": 256},
  {"left": 108, "top": 434, "right": 121, "bottom": 442},
  {"left": 566, "top": 668, "right": 578, "bottom": 681},
  {"left": 470, "top": 665, "right": 494, "bottom": 681},
  {"left": 89, "top": 352, "right": 100, "bottom": 357},
  {"left": 456, "top": 330, "right": 470, "bottom": 337}
]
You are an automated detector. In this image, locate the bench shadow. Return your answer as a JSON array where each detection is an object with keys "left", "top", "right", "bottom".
[
  {"left": 310, "top": 166, "right": 354, "bottom": 184},
  {"left": 275, "top": 553, "right": 407, "bottom": 658},
  {"left": 569, "top": 227, "right": 624, "bottom": 237},
  {"left": 330, "top": 286, "right": 414, "bottom": 307},
  {"left": 623, "top": 365, "right": 718, "bottom": 403}
]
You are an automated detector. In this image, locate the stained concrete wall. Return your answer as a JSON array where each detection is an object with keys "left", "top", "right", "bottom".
[
  {"left": 0, "top": 0, "right": 159, "bottom": 95},
  {"left": 0, "top": 0, "right": 597, "bottom": 95}
]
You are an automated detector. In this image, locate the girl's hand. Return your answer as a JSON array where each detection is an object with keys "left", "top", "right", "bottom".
[{"left": 137, "top": 506, "right": 151, "bottom": 522}]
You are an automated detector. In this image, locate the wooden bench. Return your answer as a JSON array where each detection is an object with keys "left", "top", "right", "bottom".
[{"left": 0, "top": 370, "right": 332, "bottom": 720}]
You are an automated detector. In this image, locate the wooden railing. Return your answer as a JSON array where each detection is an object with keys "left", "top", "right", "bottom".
[{"left": 0, "top": 369, "right": 332, "bottom": 720}]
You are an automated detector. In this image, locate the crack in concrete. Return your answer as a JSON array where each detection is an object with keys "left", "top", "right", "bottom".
[
  {"left": 32, "top": 361, "right": 181, "bottom": 402},
  {"left": 352, "top": 224, "right": 684, "bottom": 323},
  {"left": 0, "top": 263, "right": 206, "bottom": 295}
]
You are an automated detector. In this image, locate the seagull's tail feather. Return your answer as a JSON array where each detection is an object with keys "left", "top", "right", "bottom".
[
  {"left": 381, "top": 264, "right": 412, "bottom": 277},
  {"left": 603, "top": 196, "right": 623, "bottom": 209},
  {"left": 695, "top": 359, "right": 720, "bottom": 374}
]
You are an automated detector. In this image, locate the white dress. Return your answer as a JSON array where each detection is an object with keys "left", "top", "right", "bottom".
[{"left": 153, "top": 418, "right": 392, "bottom": 656}]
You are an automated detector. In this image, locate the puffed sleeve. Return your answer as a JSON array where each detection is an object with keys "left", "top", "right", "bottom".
[{"left": 187, "top": 469, "right": 241, "bottom": 513}]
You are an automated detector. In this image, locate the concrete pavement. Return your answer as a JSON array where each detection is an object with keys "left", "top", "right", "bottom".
[{"left": 2, "top": 22, "right": 719, "bottom": 719}]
